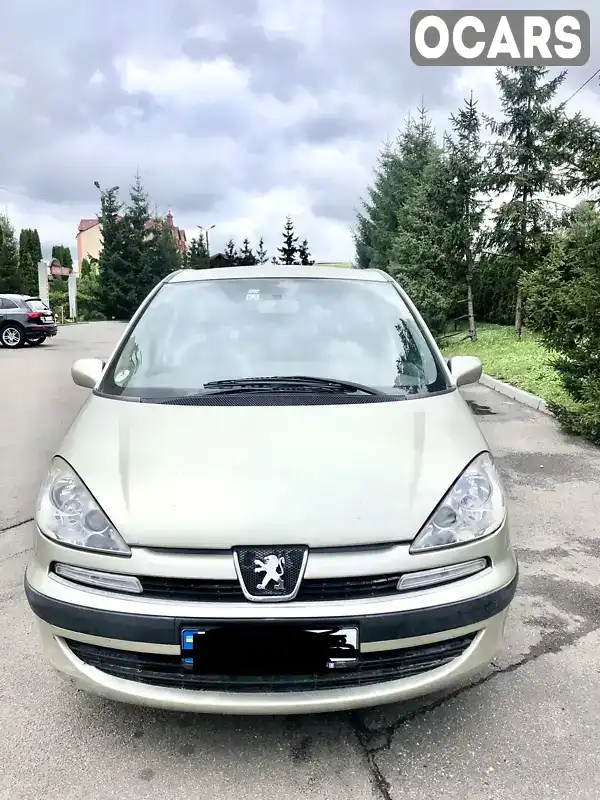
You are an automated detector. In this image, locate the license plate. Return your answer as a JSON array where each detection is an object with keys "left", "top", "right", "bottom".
[
  {"left": 181, "top": 625, "right": 360, "bottom": 673},
  {"left": 42, "top": 316, "right": 53, "bottom": 323}
]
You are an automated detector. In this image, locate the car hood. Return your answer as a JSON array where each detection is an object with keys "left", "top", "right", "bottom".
[{"left": 57, "top": 391, "right": 489, "bottom": 549}]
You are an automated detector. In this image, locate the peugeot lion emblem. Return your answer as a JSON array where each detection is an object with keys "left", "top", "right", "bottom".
[
  {"left": 254, "top": 555, "right": 285, "bottom": 590},
  {"left": 233, "top": 546, "right": 309, "bottom": 602}
]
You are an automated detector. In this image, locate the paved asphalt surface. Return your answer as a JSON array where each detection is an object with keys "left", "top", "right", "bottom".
[{"left": 1, "top": 322, "right": 600, "bottom": 800}]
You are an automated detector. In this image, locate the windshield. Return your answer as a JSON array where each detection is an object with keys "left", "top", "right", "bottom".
[{"left": 99, "top": 277, "right": 450, "bottom": 399}]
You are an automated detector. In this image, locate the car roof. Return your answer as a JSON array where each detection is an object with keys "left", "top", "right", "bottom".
[
  {"left": 0, "top": 293, "right": 28, "bottom": 300},
  {"left": 167, "top": 265, "right": 388, "bottom": 284}
]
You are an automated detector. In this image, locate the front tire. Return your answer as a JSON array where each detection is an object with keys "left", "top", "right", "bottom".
[
  {"left": 27, "top": 336, "right": 46, "bottom": 346},
  {"left": 0, "top": 324, "right": 25, "bottom": 348}
]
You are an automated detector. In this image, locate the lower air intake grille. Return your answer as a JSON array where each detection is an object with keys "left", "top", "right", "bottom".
[{"left": 65, "top": 633, "right": 476, "bottom": 693}]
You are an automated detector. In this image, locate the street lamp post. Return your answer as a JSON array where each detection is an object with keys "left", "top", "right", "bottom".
[
  {"left": 198, "top": 224, "right": 215, "bottom": 257},
  {"left": 93, "top": 180, "right": 120, "bottom": 218},
  {"left": 93, "top": 181, "right": 119, "bottom": 195}
]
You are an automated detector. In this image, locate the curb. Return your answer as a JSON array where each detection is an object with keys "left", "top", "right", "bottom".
[{"left": 479, "top": 373, "right": 553, "bottom": 416}]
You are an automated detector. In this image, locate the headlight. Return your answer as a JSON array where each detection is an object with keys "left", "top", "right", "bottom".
[
  {"left": 410, "top": 452, "right": 506, "bottom": 552},
  {"left": 36, "top": 457, "right": 130, "bottom": 555}
]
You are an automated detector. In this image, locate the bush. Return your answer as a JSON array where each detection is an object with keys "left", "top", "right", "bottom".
[
  {"left": 49, "top": 279, "right": 69, "bottom": 321},
  {"left": 548, "top": 397, "right": 600, "bottom": 443},
  {"left": 79, "top": 308, "right": 106, "bottom": 322},
  {"left": 47, "top": 270, "right": 106, "bottom": 322}
]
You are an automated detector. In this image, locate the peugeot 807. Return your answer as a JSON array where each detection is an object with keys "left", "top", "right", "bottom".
[{"left": 24, "top": 264, "right": 518, "bottom": 715}]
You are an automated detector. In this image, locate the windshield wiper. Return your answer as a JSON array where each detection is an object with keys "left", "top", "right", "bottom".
[{"left": 201, "top": 375, "right": 386, "bottom": 396}]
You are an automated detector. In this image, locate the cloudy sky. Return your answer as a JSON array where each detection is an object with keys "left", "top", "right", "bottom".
[{"left": 0, "top": 0, "right": 599, "bottom": 264}]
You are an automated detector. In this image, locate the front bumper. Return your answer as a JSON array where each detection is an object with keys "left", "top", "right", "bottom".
[{"left": 24, "top": 529, "right": 518, "bottom": 713}]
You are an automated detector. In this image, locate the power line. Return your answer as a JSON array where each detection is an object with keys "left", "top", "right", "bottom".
[
  {"left": 0, "top": 183, "right": 59, "bottom": 206},
  {"left": 0, "top": 184, "right": 34, "bottom": 200},
  {"left": 561, "top": 68, "right": 600, "bottom": 107},
  {"left": 0, "top": 182, "right": 100, "bottom": 208}
]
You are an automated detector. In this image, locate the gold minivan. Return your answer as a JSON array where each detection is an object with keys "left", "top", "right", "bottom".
[{"left": 25, "top": 265, "right": 518, "bottom": 714}]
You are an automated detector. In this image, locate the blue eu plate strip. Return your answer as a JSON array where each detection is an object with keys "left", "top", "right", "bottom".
[{"left": 181, "top": 629, "right": 200, "bottom": 664}]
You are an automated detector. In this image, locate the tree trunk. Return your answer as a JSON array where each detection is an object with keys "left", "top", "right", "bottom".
[
  {"left": 467, "top": 278, "right": 477, "bottom": 341},
  {"left": 518, "top": 98, "right": 530, "bottom": 343},
  {"left": 515, "top": 285, "right": 523, "bottom": 340},
  {"left": 517, "top": 179, "right": 528, "bottom": 342}
]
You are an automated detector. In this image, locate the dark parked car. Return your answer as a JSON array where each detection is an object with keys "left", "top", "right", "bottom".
[{"left": 0, "top": 294, "right": 58, "bottom": 348}]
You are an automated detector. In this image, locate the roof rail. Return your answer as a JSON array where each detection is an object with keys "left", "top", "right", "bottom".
[
  {"left": 164, "top": 269, "right": 185, "bottom": 283},
  {"left": 365, "top": 267, "right": 392, "bottom": 281}
]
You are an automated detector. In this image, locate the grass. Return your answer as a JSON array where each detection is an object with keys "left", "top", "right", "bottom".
[{"left": 442, "top": 323, "right": 569, "bottom": 406}]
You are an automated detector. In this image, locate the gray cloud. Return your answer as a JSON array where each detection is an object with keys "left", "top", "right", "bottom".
[{"left": 0, "top": 0, "right": 599, "bottom": 260}]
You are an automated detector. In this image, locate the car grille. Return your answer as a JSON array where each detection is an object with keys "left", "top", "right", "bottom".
[
  {"left": 138, "top": 574, "right": 403, "bottom": 603},
  {"left": 65, "top": 633, "right": 476, "bottom": 693}
]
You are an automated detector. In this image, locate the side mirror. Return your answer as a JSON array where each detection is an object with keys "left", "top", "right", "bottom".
[
  {"left": 448, "top": 355, "right": 482, "bottom": 388},
  {"left": 71, "top": 358, "right": 105, "bottom": 389}
]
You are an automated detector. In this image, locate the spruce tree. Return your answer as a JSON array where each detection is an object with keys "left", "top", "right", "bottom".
[
  {"left": 223, "top": 238, "right": 238, "bottom": 266},
  {"left": 390, "top": 153, "right": 456, "bottom": 335},
  {"left": 354, "top": 141, "right": 398, "bottom": 271},
  {"left": 353, "top": 212, "right": 374, "bottom": 269},
  {"left": 187, "top": 236, "right": 201, "bottom": 270},
  {"left": 394, "top": 105, "right": 441, "bottom": 237},
  {"left": 366, "top": 105, "right": 457, "bottom": 333},
  {"left": 486, "top": 67, "right": 569, "bottom": 339},
  {"left": 139, "top": 217, "right": 182, "bottom": 292},
  {"left": 0, "top": 214, "right": 24, "bottom": 294},
  {"left": 256, "top": 237, "right": 268, "bottom": 264},
  {"left": 187, "top": 235, "right": 210, "bottom": 269},
  {"left": 123, "top": 173, "right": 173, "bottom": 309},
  {"left": 96, "top": 174, "right": 185, "bottom": 318},
  {"left": 297, "top": 239, "right": 314, "bottom": 265},
  {"left": 355, "top": 106, "right": 440, "bottom": 273},
  {"left": 126, "top": 173, "right": 150, "bottom": 297},
  {"left": 445, "top": 92, "right": 487, "bottom": 341},
  {"left": 97, "top": 186, "right": 135, "bottom": 319},
  {"left": 277, "top": 216, "right": 298, "bottom": 265},
  {"left": 238, "top": 237, "right": 257, "bottom": 265},
  {"left": 128, "top": 173, "right": 149, "bottom": 226},
  {"left": 563, "top": 115, "right": 600, "bottom": 197}
]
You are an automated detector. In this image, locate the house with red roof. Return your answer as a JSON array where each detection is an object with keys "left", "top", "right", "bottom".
[{"left": 76, "top": 211, "right": 187, "bottom": 273}]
